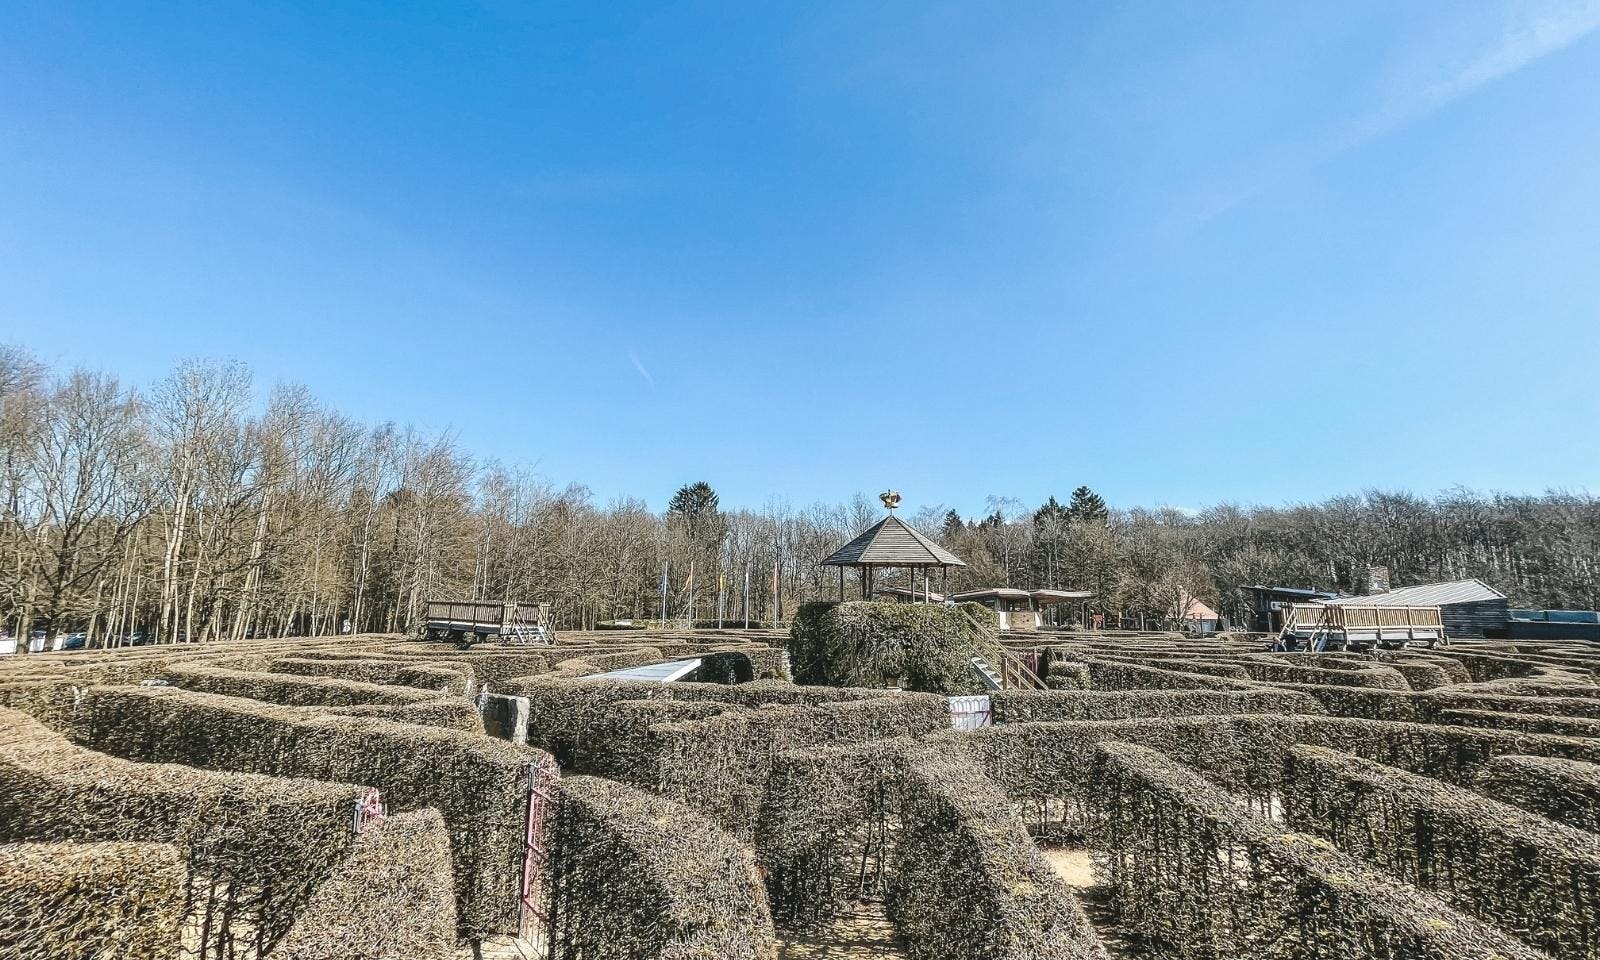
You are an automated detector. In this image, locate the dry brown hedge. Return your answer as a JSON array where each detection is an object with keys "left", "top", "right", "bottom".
[
  {"left": 549, "top": 775, "right": 778, "bottom": 960},
  {"left": 989, "top": 688, "right": 1324, "bottom": 723},
  {"left": 889, "top": 750, "right": 1108, "bottom": 960},
  {"left": 1477, "top": 753, "right": 1600, "bottom": 833},
  {"left": 0, "top": 705, "right": 359, "bottom": 955},
  {"left": 756, "top": 737, "right": 908, "bottom": 929},
  {"left": 1086, "top": 741, "right": 1550, "bottom": 960},
  {"left": 1439, "top": 707, "right": 1600, "bottom": 738},
  {"left": 166, "top": 662, "right": 445, "bottom": 707},
  {"left": 270, "top": 809, "right": 458, "bottom": 960},
  {"left": 1283, "top": 744, "right": 1600, "bottom": 960},
  {"left": 948, "top": 712, "right": 1600, "bottom": 839},
  {"left": 269, "top": 656, "right": 478, "bottom": 696},
  {"left": 69, "top": 684, "right": 538, "bottom": 941},
  {"left": 0, "top": 841, "right": 187, "bottom": 960}
]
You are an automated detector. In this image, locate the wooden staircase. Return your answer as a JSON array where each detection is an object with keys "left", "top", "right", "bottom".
[{"left": 970, "top": 647, "right": 1048, "bottom": 691}]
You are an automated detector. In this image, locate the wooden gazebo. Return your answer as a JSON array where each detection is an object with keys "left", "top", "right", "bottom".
[{"left": 821, "top": 492, "right": 966, "bottom": 602}]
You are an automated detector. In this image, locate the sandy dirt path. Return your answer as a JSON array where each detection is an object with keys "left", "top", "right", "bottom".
[
  {"left": 1041, "top": 845, "right": 1150, "bottom": 959},
  {"left": 778, "top": 901, "right": 907, "bottom": 959}
]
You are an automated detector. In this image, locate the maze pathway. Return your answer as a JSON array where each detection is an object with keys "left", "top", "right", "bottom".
[
  {"left": 778, "top": 901, "right": 906, "bottom": 959},
  {"left": 1041, "top": 846, "right": 1149, "bottom": 960},
  {"left": 455, "top": 935, "right": 536, "bottom": 960}
]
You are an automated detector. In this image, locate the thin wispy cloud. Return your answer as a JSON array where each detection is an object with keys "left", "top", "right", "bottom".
[
  {"left": 1354, "top": 0, "right": 1600, "bottom": 143},
  {"left": 1167, "top": 0, "right": 1600, "bottom": 233},
  {"left": 627, "top": 350, "right": 656, "bottom": 389}
]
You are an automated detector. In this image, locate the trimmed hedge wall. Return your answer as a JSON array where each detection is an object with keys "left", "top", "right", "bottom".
[
  {"left": 510, "top": 675, "right": 946, "bottom": 838},
  {"left": 1439, "top": 707, "right": 1600, "bottom": 738},
  {"left": 949, "top": 713, "right": 1600, "bottom": 839},
  {"left": 270, "top": 809, "right": 459, "bottom": 960},
  {"left": 989, "top": 688, "right": 1324, "bottom": 724},
  {"left": 1424, "top": 691, "right": 1600, "bottom": 720},
  {"left": 0, "top": 841, "right": 187, "bottom": 960},
  {"left": 166, "top": 662, "right": 445, "bottom": 707},
  {"left": 0, "top": 706, "right": 358, "bottom": 954},
  {"left": 550, "top": 776, "right": 778, "bottom": 960},
  {"left": 889, "top": 750, "right": 1108, "bottom": 960},
  {"left": 757, "top": 737, "right": 908, "bottom": 929},
  {"left": 1080, "top": 659, "right": 1251, "bottom": 691},
  {"left": 270, "top": 656, "right": 477, "bottom": 696},
  {"left": 1231, "top": 657, "right": 1413, "bottom": 690},
  {"left": 1086, "top": 741, "right": 1548, "bottom": 960},
  {"left": 1282, "top": 743, "right": 1600, "bottom": 960},
  {"left": 1477, "top": 754, "right": 1600, "bottom": 833},
  {"left": 71, "top": 684, "right": 537, "bottom": 941}
]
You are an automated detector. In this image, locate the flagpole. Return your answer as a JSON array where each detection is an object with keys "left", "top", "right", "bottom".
[{"left": 743, "top": 563, "right": 750, "bottom": 629}]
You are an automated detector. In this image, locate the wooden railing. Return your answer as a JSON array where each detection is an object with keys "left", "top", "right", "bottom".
[
  {"left": 1283, "top": 604, "right": 1443, "bottom": 631},
  {"left": 424, "top": 600, "right": 506, "bottom": 627},
  {"left": 423, "top": 600, "right": 552, "bottom": 631},
  {"left": 998, "top": 647, "right": 1048, "bottom": 691}
]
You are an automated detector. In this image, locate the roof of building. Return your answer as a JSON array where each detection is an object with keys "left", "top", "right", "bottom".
[
  {"left": 1243, "top": 585, "right": 1340, "bottom": 599},
  {"left": 1030, "top": 589, "right": 1096, "bottom": 604},
  {"left": 1172, "top": 595, "right": 1220, "bottom": 621},
  {"left": 948, "top": 587, "right": 1094, "bottom": 604},
  {"left": 821, "top": 514, "right": 966, "bottom": 568},
  {"left": 1322, "top": 578, "right": 1506, "bottom": 608},
  {"left": 949, "top": 587, "right": 1032, "bottom": 601}
]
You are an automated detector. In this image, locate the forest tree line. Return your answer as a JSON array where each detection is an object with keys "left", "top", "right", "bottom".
[{"left": 3, "top": 345, "right": 1598, "bottom": 647}]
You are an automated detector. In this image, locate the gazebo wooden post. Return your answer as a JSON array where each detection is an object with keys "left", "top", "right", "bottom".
[{"left": 838, "top": 567, "right": 845, "bottom": 601}]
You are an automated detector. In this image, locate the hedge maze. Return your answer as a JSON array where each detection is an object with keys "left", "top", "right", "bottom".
[{"left": 4, "top": 624, "right": 1600, "bottom": 960}]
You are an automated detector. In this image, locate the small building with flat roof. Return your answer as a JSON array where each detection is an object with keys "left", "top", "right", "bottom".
[{"left": 947, "top": 587, "right": 1094, "bottom": 631}]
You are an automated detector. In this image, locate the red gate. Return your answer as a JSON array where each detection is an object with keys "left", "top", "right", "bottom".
[{"left": 516, "top": 752, "right": 561, "bottom": 959}]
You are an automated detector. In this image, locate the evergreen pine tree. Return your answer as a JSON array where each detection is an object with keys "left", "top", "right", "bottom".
[{"left": 1067, "top": 486, "right": 1108, "bottom": 523}]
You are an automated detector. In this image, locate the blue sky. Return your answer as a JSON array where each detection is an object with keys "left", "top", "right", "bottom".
[{"left": 3, "top": 1, "right": 1598, "bottom": 516}]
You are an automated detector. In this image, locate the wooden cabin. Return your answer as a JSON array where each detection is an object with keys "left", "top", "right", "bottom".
[{"left": 1242, "top": 585, "right": 1340, "bottom": 632}]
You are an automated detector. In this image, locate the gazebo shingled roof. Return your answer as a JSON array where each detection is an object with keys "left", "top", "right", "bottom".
[{"left": 821, "top": 514, "right": 966, "bottom": 568}]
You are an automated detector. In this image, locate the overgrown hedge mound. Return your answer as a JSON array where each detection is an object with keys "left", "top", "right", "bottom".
[{"left": 789, "top": 600, "right": 996, "bottom": 693}]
